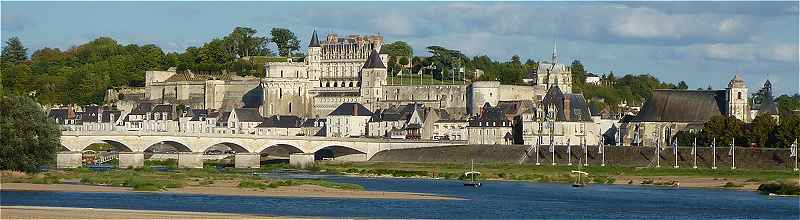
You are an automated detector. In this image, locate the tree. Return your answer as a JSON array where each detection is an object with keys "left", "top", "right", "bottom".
[
  {"left": 225, "top": 27, "right": 270, "bottom": 58},
  {"left": 0, "top": 95, "right": 60, "bottom": 172},
  {"left": 698, "top": 115, "right": 744, "bottom": 147},
  {"left": 1, "top": 37, "right": 28, "bottom": 65},
  {"left": 511, "top": 55, "right": 521, "bottom": 65},
  {"left": 270, "top": 28, "right": 300, "bottom": 57},
  {"left": 381, "top": 41, "right": 413, "bottom": 57},
  {"left": 749, "top": 114, "right": 777, "bottom": 147},
  {"left": 677, "top": 81, "right": 689, "bottom": 90}
]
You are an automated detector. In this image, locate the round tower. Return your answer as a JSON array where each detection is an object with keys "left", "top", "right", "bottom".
[{"left": 468, "top": 81, "right": 500, "bottom": 115}]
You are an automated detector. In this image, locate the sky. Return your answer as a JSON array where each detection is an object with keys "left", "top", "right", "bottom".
[{"left": 2, "top": 1, "right": 798, "bottom": 95}]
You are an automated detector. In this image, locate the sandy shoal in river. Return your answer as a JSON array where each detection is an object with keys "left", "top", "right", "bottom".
[
  {"left": 0, "top": 206, "right": 279, "bottom": 219},
  {"left": 0, "top": 182, "right": 460, "bottom": 200}
]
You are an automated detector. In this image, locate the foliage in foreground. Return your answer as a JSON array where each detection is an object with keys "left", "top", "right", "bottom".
[{"left": 0, "top": 95, "right": 60, "bottom": 172}]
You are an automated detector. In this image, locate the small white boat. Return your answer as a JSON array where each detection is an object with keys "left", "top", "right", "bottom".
[
  {"left": 571, "top": 170, "right": 588, "bottom": 187},
  {"left": 464, "top": 160, "right": 481, "bottom": 187}
]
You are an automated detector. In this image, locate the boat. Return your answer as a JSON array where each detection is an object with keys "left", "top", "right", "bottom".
[
  {"left": 571, "top": 153, "right": 590, "bottom": 187},
  {"left": 464, "top": 160, "right": 481, "bottom": 187},
  {"left": 571, "top": 170, "right": 588, "bottom": 187}
]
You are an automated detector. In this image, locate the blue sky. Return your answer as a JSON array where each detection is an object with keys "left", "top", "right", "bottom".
[{"left": 2, "top": 1, "right": 798, "bottom": 95}]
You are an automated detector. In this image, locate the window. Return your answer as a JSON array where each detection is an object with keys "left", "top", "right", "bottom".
[
  {"left": 737, "top": 92, "right": 742, "bottom": 99},
  {"left": 279, "top": 88, "right": 283, "bottom": 99},
  {"left": 289, "top": 103, "right": 292, "bottom": 113}
]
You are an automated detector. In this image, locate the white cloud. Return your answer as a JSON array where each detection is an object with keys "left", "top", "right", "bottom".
[
  {"left": 371, "top": 13, "right": 415, "bottom": 36},
  {"left": 717, "top": 18, "right": 741, "bottom": 33},
  {"left": 682, "top": 43, "right": 799, "bottom": 63}
]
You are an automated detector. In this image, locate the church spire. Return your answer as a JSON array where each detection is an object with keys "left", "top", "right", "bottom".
[{"left": 552, "top": 40, "right": 558, "bottom": 64}]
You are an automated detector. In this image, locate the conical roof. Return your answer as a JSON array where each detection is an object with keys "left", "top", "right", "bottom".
[
  {"left": 308, "top": 29, "right": 321, "bottom": 47},
  {"left": 363, "top": 49, "right": 385, "bottom": 69}
]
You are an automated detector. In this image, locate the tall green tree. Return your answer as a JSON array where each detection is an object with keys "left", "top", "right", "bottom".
[
  {"left": 225, "top": 27, "right": 270, "bottom": 58},
  {"left": 270, "top": 28, "right": 300, "bottom": 57},
  {"left": 1, "top": 37, "right": 28, "bottom": 65},
  {"left": 749, "top": 114, "right": 777, "bottom": 147},
  {"left": 1, "top": 95, "right": 60, "bottom": 172}
]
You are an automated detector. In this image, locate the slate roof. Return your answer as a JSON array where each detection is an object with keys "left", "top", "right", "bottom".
[
  {"left": 370, "top": 103, "right": 422, "bottom": 122},
  {"left": 256, "top": 115, "right": 303, "bottom": 128},
  {"left": 233, "top": 108, "right": 263, "bottom": 122},
  {"left": 633, "top": 89, "right": 726, "bottom": 122},
  {"left": 309, "top": 29, "right": 321, "bottom": 47},
  {"left": 129, "top": 102, "right": 154, "bottom": 115},
  {"left": 362, "top": 49, "right": 385, "bottom": 69},
  {"left": 189, "top": 109, "right": 209, "bottom": 121},
  {"left": 152, "top": 104, "right": 173, "bottom": 113},
  {"left": 301, "top": 118, "right": 326, "bottom": 127},
  {"left": 541, "top": 86, "right": 593, "bottom": 122},
  {"left": 469, "top": 103, "right": 512, "bottom": 127},
  {"left": 329, "top": 103, "right": 373, "bottom": 116},
  {"left": 219, "top": 112, "right": 232, "bottom": 123}
]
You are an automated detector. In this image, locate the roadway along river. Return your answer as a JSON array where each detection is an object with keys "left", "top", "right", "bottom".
[{"left": 2, "top": 174, "right": 798, "bottom": 219}]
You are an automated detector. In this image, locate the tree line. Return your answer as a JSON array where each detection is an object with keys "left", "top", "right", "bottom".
[{"left": 0, "top": 27, "right": 303, "bottom": 105}]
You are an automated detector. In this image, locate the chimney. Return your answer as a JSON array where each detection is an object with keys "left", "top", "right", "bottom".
[
  {"left": 563, "top": 97, "right": 571, "bottom": 121},
  {"left": 67, "top": 104, "right": 76, "bottom": 119}
]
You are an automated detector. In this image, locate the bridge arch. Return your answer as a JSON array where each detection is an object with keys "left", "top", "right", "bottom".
[
  {"left": 143, "top": 140, "right": 192, "bottom": 153},
  {"left": 258, "top": 143, "right": 304, "bottom": 158},
  {"left": 203, "top": 141, "right": 251, "bottom": 154},
  {"left": 312, "top": 145, "right": 367, "bottom": 161}
]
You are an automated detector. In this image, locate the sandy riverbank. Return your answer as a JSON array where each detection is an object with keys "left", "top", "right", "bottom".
[
  {"left": 0, "top": 206, "right": 276, "bottom": 219},
  {"left": 611, "top": 176, "right": 763, "bottom": 190},
  {"left": 0, "top": 182, "right": 460, "bottom": 200}
]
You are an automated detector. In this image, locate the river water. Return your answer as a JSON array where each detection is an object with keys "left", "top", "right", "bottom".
[{"left": 2, "top": 174, "right": 798, "bottom": 219}]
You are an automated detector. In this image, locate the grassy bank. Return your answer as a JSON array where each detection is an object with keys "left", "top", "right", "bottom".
[
  {"left": 0, "top": 163, "right": 362, "bottom": 192},
  {"left": 319, "top": 161, "right": 800, "bottom": 192}
]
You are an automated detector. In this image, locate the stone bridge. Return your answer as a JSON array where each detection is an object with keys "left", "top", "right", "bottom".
[{"left": 58, "top": 131, "right": 466, "bottom": 169}]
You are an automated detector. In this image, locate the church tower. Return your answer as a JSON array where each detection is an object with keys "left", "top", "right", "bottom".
[
  {"left": 726, "top": 74, "right": 750, "bottom": 122},
  {"left": 360, "top": 48, "right": 387, "bottom": 109}
]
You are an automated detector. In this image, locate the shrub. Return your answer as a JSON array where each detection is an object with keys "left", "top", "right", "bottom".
[
  {"left": 757, "top": 182, "right": 800, "bottom": 195},
  {"left": 723, "top": 182, "right": 743, "bottom": 188},
  {"left": 238, "top": 180, "right": 268, "bottom": 189}
]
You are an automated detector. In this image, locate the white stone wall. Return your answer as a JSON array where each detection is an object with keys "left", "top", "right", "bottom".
[
  {"left": 433, "top": 121, "right": 468, "bottom": 141},
  {"left": 467, "top": 126, "right": 513, "bottom": 145},
  {"left": 326, "top": 115, "right": 371, "bottom": 138},
  {"left": 469, "top": 81, "right": 500, "bottom": 115}
]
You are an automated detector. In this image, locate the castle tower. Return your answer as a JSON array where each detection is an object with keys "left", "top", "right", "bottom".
[
  {"left": 307, "top": 29, "right": 322, "bottom": 83},
  {"left": 360, "top": 49, "right": 387, "bottom": 109},
  {"left": 726, "top": 74, "right": 750, "bottom": 122}
]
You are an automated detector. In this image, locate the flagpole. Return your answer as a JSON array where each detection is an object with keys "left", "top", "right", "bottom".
[
  {"left": 731, "top": 137, "right": 736, "bottom": 170},
  {"left": 600, "top": 135, "right": 606, "bottom": 167},
  {"left": 673, "top": 138, "right": 679, "bottom": 168},
  {"left": 535, "top": 138, "right": 540, "bottom": 166},
  {"left": 567, "top": 139, "right": 572, "bottom": 166},
  {"left": 655, "top": 138, "right": 660, "bottom": 168},
  {"left": 794, "top": 139, "right": 798, "bottom": 172},
  {"left": 692, "top": 137, "right": 697, "bottom": 169},
  {"left": 712, "top": 138, "right": 717, "bottom": 170},
  {"left": 583, "top": 137, "right": 588, "bottom": 166}
]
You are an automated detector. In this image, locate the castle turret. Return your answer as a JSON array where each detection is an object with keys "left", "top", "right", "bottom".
[
  {"left": 359, "top": 49, "right": 387, "bottom": 109},
  {"left": 726, "top": 74, "right": 749, "bottom": 122},
  {"left": 307, "top": 29, "right": 322, "bottom": 83}
]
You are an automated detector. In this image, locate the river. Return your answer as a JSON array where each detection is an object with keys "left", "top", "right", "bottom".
[{"left": 2, "top": 174, "right": 798, "bottom": 219}]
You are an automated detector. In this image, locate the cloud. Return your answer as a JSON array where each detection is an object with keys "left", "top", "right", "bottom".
[
  {"left": 1, "top": 15, "right": 36, "bottom": 32},
  {"left": 681, "top": 43, "right": 799, "bottom": 63}
]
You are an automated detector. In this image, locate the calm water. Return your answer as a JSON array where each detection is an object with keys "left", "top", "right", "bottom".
[{"left": 2, "top": 174, "right": 798, "bottom": 219}]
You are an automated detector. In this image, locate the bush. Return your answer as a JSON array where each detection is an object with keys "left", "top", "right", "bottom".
[
  {"left": 31, "top": 175, "right": 61, "bottom": 184},
  {"left": 757, "top": 182, "right": 800, "bottom": 195},
  {"left": 723, "top": 182, "right": 743, "bottom": 188},
  {"left": 238, "top": 180, "right": 268, "bottom": 189}
]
